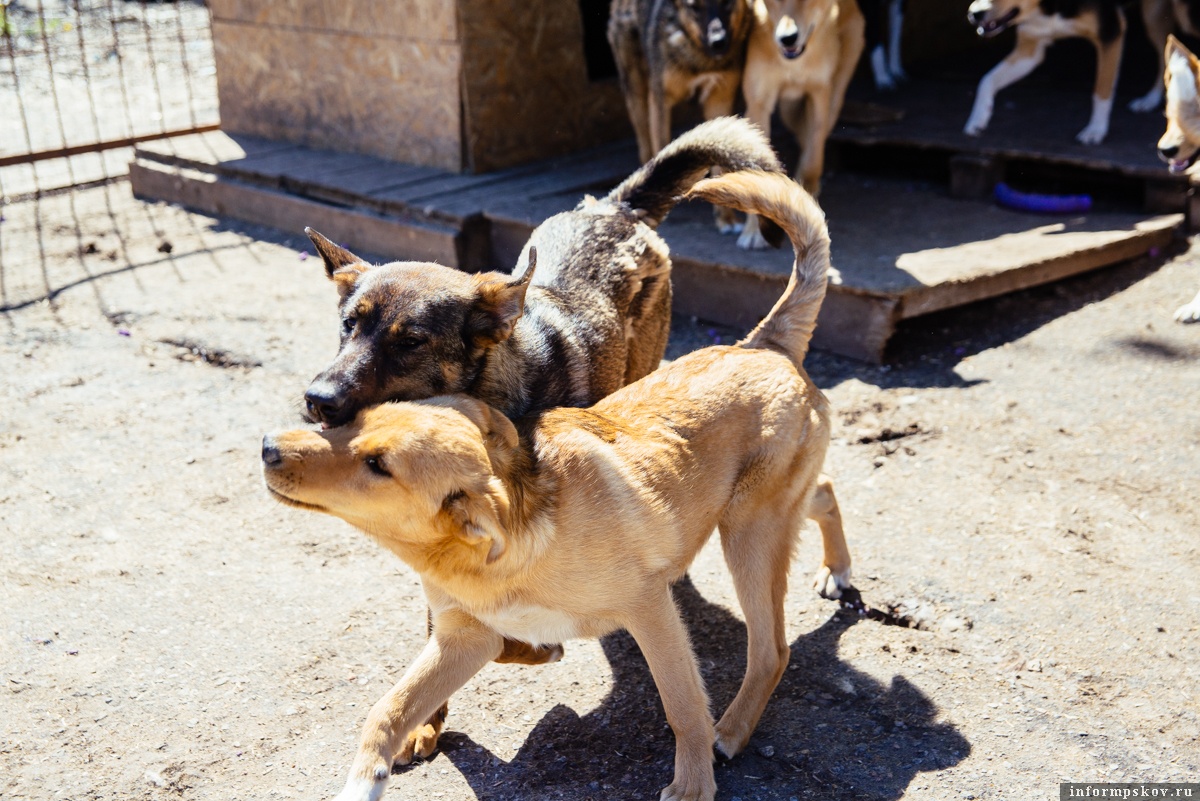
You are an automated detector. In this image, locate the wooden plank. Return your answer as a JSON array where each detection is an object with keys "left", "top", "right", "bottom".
[
  {"left": 895, "top": 214, "right": 1181, "bottom": 318},
  {"left": 129, "top": 158, "right": 466, "bottom": 268},
  {"left": 135, "top": 130, "right": 296, "bottom": 167}
]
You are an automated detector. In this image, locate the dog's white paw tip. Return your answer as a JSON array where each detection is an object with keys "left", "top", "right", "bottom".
[
  {"left": 812, "top": 566, "right": 851, "bottom": 600},
  {"left": 736, "top": 231, "right": 769, "bottom": 250},
  {"left": 1076, "top": 126, "right": 1107, "bottom": 145},
  {"left": 715, "top": 221, "right": 744, "bottom": 235},
  {"left": 1175, "top": 302, "right": 1200, "bottom": 323},
  {"left": 1128, "top": 98, "right": 1158, "bottom": 113},
  {"left": 963, "top": 123, "right": 984, "bottom": 137}
]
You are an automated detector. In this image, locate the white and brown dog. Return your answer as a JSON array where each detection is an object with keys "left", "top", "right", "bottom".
[
  {"left": 263, "top": 171, "right": 851, "bottom": 801},
  {"left": 964, "top": 0, "right": 1125, "bottom": 144}
]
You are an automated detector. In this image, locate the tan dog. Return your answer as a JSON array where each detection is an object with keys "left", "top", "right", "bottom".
[
  {"left": 263, "top": 171, "right": 851, "bottom": 801},
  {"left": 963, "top": 0, "right": 1125, "bottom": 145},
  {"left": 737, "top": 0, "right": 865, "bottom": 248},
  {"left": 1157, "top": 35, "right": 1200, "bottom": 323}
]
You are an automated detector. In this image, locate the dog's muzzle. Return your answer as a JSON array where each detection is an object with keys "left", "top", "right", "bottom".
[
  {"left": 1160, "top": 145, "right": 1197, "bottom": 174},
  {"left": 707, "top": 18, "right": 730, "bottom": 55},
  {"left": 775, "top": 16, "right": 806, "bottom": 60}
]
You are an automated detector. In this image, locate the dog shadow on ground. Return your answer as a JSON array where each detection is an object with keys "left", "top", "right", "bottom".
[{"left": 427, "top": 577, "right": 969, "bottom": 800}]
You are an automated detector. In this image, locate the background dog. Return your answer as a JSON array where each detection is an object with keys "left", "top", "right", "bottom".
[
  {"left": 737, "top": 0, "right": 866, "bottom": 248},
  {"left": 1157, "top": 35, "right": 1200, "bottom": 322},
  {"left": 1131, "top": 0, "right": 1200, "bottom": 112},
  {"left": 263, "top": 169, "right": 850, "bottom": 801},
  {"left": 608, "top": 0, "right": 754, "bottom": 164},
  {"left": 964, "top": 0, "right": 1126, "bottom": 144},
  {"left": 866, "top": 0, "right": 907, "bottom": 90}
]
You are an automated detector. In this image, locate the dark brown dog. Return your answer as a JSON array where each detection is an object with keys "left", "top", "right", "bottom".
[
  {"left": 303, "top": 116, "right": 783, "bottom": 429},
  {"left": 608, "top": 0, "right": 754, "bottom": 165}
]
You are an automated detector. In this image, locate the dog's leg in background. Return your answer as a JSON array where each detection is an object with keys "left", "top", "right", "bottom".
[
  {"left": 887, "top": 0, "right": 908, "bottom": 83},
  {"left": 332, "top": 611, "right": 501, "bottom": 801},
  {"left": 807, "top": 474, "right": 853, "bottom": 599},
  {"left": 647, "top": 66, "right": 674, "bottom": 158},
  {"left": 797, "top": 85, "right": 832, "bottom": 196},
  {"left": 736, "top": 97, "right": 777, "bottom": 249},
  {"left": 830, "top": 1, "right": 867, "bottom": 132},
  {"left": 713, "top": 499, "right": 809, "bottom": 758},
  {"left": 964, "top": 31, "right": 1048, "bottom": 136},
  {"left": 702, "top": 77, "right": 746, "bottom": 234},
  {"left": 1131, "top": 0, "right": 1172, "bottom": 111},
  {"left": 609, "top": 5, "right": 657, "bottom": 163},
  {"left": 1079, "top": 24, "right": 1125, "bottom": 144},
  {"left": 625, "top": 591, "right": 717, "bottom": 801},
  {"left": 1175, "top": 287, "right": 1200, "bottom": 322}
]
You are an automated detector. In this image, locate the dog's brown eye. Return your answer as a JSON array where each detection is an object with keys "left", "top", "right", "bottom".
[
  {"left": 395, "top": 335, "right": 426, "bottom": 349},
  {"left": 343, "top": 316, "right": 356, "bottom": 334},
  {"left": 365, "top": 456, "right": 390, "bottom": 477}
]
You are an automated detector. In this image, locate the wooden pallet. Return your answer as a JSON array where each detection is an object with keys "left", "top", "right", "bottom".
[{"left": 131, "top": 129, "right": 1182, "bottom": 362}]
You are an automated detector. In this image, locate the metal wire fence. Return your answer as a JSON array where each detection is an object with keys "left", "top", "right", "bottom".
[{"left": 0, "top": 0, "right": 218, "bottom": 199}]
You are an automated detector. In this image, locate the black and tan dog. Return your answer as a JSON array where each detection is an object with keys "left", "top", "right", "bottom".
[
  {"left": 1157, "top": 35, "right": 1200, "bottom": 322},
  {"left": 608, "top": 0, "right": 754, "bottom": 166},
  {"left": 964, "top": 0, "right": 1125, "bottom": 144},
  {"left": 303, "top": 116, "right": 783, "bottom": 430},
  {"left": 264, "top": 170, "right": 850, "bottom": 801}
]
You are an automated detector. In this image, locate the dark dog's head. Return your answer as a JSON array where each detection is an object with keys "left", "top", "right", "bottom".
[
  {"left": 677, "top": 0, "right": 750, "bottom": 58},
  {"left": 302, "top": 229, "right": 536, "bottom": 428}
]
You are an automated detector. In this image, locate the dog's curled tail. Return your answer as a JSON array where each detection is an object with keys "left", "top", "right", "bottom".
[
  {"left": 686, "top": 171, "right": 830, "bottom": 365},
  {"left": 606, "top": 116, "right": 783, "bottom": 227}
]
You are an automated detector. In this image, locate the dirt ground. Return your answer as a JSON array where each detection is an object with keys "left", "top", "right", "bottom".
[{"left": 1, "top": 180, "right": 1197, "bottom": 801}]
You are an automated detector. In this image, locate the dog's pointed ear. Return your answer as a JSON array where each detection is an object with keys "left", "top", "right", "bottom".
[
  {"left": 469, "top": 247, "right": 539, "bottom": 346},
  {"left": 441, "top": 396, "right": 519, "bottom": 454},
  {"left": 306, "top": 227, "right": 369, "bottom": 298},
  {"left": 441, "top": 489, "right": 507, "bottom": 564}
]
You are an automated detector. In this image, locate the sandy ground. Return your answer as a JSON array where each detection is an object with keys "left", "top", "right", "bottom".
[{"left": 0, "top": 181, "right": 1197, "bottom": 801}]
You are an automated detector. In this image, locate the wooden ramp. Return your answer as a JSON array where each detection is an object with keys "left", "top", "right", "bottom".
[{"left": 130, "top": 128, "right": 1181, "bottom": 362}]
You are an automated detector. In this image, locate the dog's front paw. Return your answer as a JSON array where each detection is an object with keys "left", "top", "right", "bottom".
[
  {"left": 714, "top": 205, "right": 744, "bottom": 235},
  {"left": 963, "top": 115, "right": 988, "bottom": 137},
  {"left": 1175, "top": 295, "right": 1200, "bottom": 323},
  {"left": 812, "top": 564, "right": 852, "bottom": 599},
  {"left": 737, "top": 227, "right": 769, "bottom": 250},
  {"left": 394, "top": 722, "right": 440, "bottom": 767},
  {"left": 1076, "top": 121, "right": 1107, "bottom": 145},
  {"left": 659, "top": 769, "right": 717, "bottom": 801},
  {"left": 1129, "top": 86, "right": 1163, "bottom": 113},
  {"left": 331, "top": 768, "right": 389, "bottom": 801}
]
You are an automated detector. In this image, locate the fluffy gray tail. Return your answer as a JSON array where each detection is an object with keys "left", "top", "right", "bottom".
[
  {"left": 685, "top": 171, "right": 830, "bottom": 365},
  {"left": 605, "top": 117, "right": 783, "bottom": 227}
]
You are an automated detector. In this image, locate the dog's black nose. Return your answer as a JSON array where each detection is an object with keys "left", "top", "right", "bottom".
[
  {"left": 1160, "top": 145, "right": 1180, "bottom": 159},
  {"left": 262, "top": 435, "right": 283, "bottom": 466},
  {"left": 779, "top": 29, "right": 799, "bottom": 48},
  {"left": 967, "top": 10, "right": 982, "bottom": 23},
  {"left": 304, "top": 382, "right": 347, "bottom": 425}
]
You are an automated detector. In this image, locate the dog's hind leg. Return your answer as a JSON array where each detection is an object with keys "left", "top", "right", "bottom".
[
  {"left": 713, "top": 500, "right": 806, "bottom": 758},
  {"left": 624, "top": 590, "right": 716, "bottom": 801},
  {"left": 1079, "top": 19, "right": 1126, "bottom": 144},
  {"left": 807, "top": 474, "right": 853, "bottom": 599}
]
